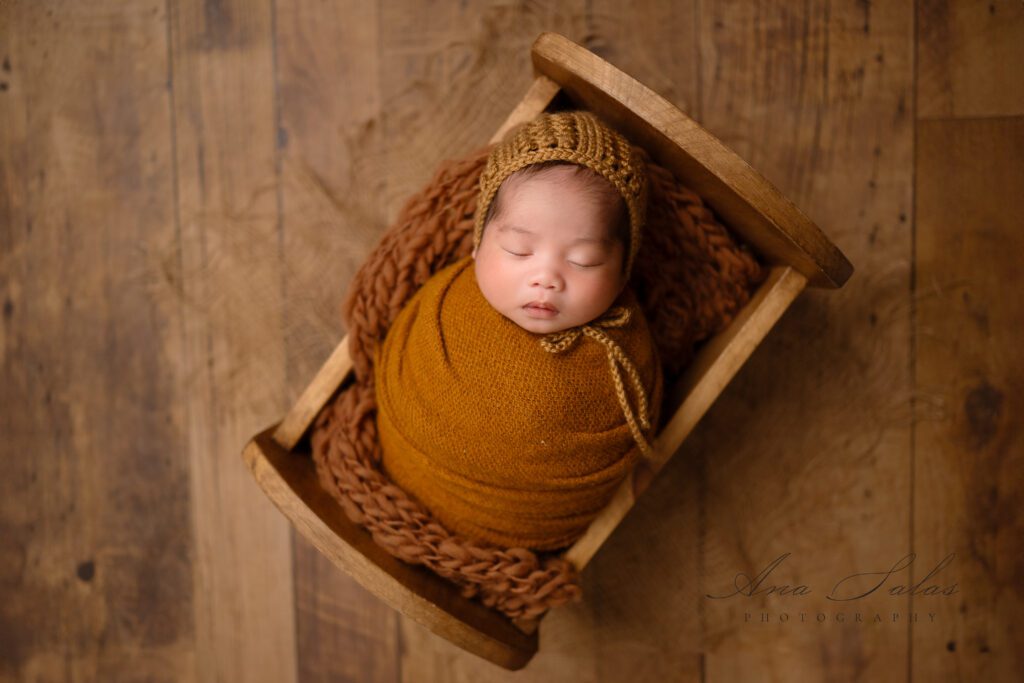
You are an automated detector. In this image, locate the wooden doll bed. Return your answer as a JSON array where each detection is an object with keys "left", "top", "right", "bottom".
[{"left": 242, "top": 32, "right": 852, "bottom": 670}]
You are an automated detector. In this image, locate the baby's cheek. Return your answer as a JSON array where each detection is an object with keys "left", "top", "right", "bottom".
[
  {"left": 593, "top": 272, "right": 626, "bottom": 308},
  {"left": 484, "top": 261, "right": 513, "bottom": 292},
  {"left": 476, "top": 258, "right": 514, "bottom": 310}
]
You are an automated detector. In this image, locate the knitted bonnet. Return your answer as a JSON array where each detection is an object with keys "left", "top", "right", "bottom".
[{"left": 474, "top": 110, "right": 649, "bottom": 277}]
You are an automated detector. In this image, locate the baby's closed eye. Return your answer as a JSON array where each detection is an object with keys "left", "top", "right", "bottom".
[{"left": 568, "top": 248, "right": 611, "bottom": 268}]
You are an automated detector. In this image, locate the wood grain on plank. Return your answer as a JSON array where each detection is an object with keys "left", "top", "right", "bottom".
[
  {"left": 377, "top": 2, "right": 591, "bottom": 225},
  {"left": 586, "top": 1, "right": 701, "bottom": 120},
  {"left": 696, "top": 1, "right": 913, "bottom": 680},
  {"left": 913, "top": 116, "right": 1024, "bottom": 682},
  {"left": 271, "top": 2, "right": 400, "bottom": 681},
  {"left": 917, "top": 0, "right": 1024, "bottom": 119},
  {"left": 0, "top": 2, "right": 196, "bottom": 681},
  {"left": 167, "top": 0, "right": 296, "bottom": 681}
]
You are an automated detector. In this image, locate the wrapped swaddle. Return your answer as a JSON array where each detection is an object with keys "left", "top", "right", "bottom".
[{"left": 375, "top": 254, "right": 662, "bottom": 550}]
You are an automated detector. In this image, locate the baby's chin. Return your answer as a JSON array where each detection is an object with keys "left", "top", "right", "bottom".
[{"left": 504, "top": 308, "right": 580, "bottom": 335}]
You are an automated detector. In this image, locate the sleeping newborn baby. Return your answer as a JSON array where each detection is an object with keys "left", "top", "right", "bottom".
[{"left": 374, "top": 111, "right": 663, "bottom": 551}]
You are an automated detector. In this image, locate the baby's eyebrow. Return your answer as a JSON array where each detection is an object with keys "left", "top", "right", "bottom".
[
  {"left": 570, "top": 235, "right": 612, "bottom": 245},
  {"left": 497, "top": 224, "right": 535, "bottom": 235},
  {"left": 498, "top": 224, "right": 611, "bottom": 245}
]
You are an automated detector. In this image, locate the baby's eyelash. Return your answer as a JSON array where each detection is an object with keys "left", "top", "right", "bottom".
[{"left": 501, "top": 247, "right": 603, "bottom": 268}]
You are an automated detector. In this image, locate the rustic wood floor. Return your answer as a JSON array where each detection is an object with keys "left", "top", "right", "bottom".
[{"left": 1, "top": 1, "right": 1021, "bottom": 681}]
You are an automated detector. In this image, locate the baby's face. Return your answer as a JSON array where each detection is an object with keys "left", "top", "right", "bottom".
[{"left": 473, "top": 166, "right": 627, "bottom": 334}]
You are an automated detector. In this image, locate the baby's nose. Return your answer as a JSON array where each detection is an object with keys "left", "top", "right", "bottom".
[{"left": 530, "top": 268, "right": 563, "bottom": 289}]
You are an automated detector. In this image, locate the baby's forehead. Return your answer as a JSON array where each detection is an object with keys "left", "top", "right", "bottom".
[
  {"left": 504, "top": 170, "right": 620, "bottom": 223},
  {"left": 503, "top": 163, "right": 595, "bottom": 188},
  {"left": 501, "top": 165, "right": 618, "bottom": 210}
]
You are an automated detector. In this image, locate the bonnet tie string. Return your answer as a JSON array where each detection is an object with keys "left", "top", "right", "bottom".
[{"left": 539, "top": 306, "right": 655, "bottom": 460}]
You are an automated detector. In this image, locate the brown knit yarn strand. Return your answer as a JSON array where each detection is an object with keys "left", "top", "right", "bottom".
[{"left": 539, "top": 306, "right": 655, "bottom": 460}]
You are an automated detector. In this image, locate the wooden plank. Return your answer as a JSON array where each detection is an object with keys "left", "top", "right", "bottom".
[
  {"left": 377, "top": 2, "right": 590, "bottom": 224},
  {"left": 0, "top": 2, "right": 196, "bottom": 681},
  {"left": 270, "top": 2, "right": 400, "bottom": 681},
  {"left": 913, "top": 116, "right": 1023, "bottom": 682},
  {"left": 917, "top": 0, "right": 1024, "bottom": 119},
  {"left": 586, "top": 1, "right": 701, "bottom": 119},
  {"left": 167, "top": 1, "right": 297, "bottom": 681},
  {"left": 695, "top": 1, "right": 913, "bottom": 680}
]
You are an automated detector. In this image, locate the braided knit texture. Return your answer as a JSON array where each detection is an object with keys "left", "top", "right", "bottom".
[{"left": 310, "top": 142, "right": 764, "bottom": 621}]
